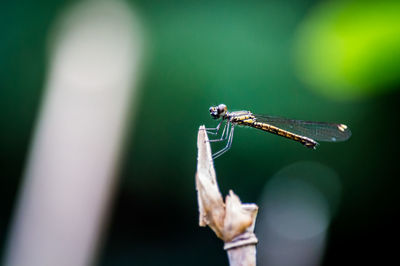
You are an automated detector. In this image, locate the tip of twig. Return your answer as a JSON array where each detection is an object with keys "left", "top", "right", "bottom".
[
  {"left": 195, "top": 126, "right": 258, "bottom": 244},
  {"left": 197, "top": 125, "right": 215, "bottom": 177},
  {"left": 196, "top": 126, "right": 223, "bottom": 230}
]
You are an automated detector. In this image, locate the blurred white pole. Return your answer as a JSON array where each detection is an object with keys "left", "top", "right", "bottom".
[{"left": 4, "top": 1, "right": 143, "bottom": 266}]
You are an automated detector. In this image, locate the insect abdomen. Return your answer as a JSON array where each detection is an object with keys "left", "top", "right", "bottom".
[{"left": 251, "top": 121, "right": 318, "bottom": 149}]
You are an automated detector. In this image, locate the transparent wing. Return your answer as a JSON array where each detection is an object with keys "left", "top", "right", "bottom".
[{"left": 254, "top": 114, "right": 351, "bottom": 142}]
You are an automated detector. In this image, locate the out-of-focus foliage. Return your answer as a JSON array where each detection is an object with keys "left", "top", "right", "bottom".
[{"left": 295, "top": 0, "right": 400, "bottom": 99}]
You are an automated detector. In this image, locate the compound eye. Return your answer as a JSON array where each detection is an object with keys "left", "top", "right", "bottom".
[{"left": 218, "top": 104, "right": 227, "bottom": 114}]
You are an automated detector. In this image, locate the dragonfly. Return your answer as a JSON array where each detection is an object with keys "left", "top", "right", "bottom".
[{"left": 206, "top": 104, "right": 351, "bottom": 159}]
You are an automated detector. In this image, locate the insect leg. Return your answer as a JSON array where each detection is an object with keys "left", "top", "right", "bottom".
[
  {"left": 205, "top": 120, "right": 223, "bottom": 135},
  {"left": 212, "top": 125, "right": 235, "bottom": 159},
  {"left": 208, "top": 121, "right": 230, "bottom": 143}
]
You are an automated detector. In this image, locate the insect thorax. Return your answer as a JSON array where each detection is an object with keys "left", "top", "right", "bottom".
[{"left": 229, "top": 111, "right": 255, "bottom": 124}]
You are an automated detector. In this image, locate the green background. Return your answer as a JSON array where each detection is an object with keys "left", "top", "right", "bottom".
[{"left": 1, "top": 0, "right": 399, "bottom": 265}]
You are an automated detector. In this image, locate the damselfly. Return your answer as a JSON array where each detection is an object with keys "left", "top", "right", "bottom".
[{"left": 206, "top": 104, "right": 351, "bottom": 159}]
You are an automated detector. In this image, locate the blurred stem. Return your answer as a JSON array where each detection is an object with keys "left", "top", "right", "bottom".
[
  {"left": 3, "top": 1, "right": 141, "bottom": 265},
  {"left": 227, "top": 245, "right": 256, "bottom": 266}
]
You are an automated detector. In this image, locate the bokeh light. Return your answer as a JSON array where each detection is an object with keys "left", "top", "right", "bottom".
[
  {"left": 295, "top": 0, "right": 400, "bottom": 100},
  {"left": 257, "top": 161, "right": 341, "bottom": 266}
]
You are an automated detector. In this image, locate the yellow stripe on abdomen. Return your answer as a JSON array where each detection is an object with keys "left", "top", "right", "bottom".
[{"left": 251, "top": 122, "right": 317, "bottom": 149}]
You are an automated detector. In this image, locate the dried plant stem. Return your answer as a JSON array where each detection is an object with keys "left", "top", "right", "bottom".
[
  {"left": 227, "top": 245, "right": 256, "bottom": 266},
  {"left": 195, "top": 125, "right": 258, "bottom": 266}
]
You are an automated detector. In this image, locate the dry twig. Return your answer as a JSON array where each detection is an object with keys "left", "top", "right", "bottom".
[{"left": 195, "top": 126, "right": 258, "bottom": 266}]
